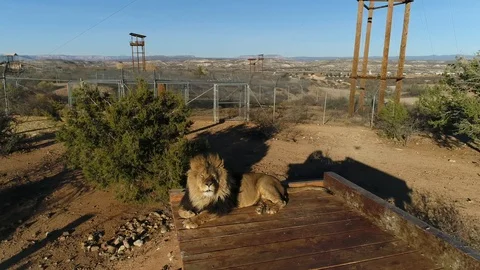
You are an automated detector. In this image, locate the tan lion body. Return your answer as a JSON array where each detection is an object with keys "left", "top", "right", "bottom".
[
  {"left": 178, "top": 153, "right": 327, "bottom": 229},
  {"left": 178, "top": 153, "right": 290, "bottom": 229}
]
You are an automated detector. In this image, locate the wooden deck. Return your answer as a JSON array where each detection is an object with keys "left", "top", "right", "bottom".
[{"left": 170, "top": 188, "right": 442, "bottom": 269}]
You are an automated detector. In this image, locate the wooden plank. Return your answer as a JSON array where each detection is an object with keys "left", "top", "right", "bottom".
[
  {"left": 224, "top": 243, "right": 417, "bottom": 270},
  {"left": 173, "top": 204, "right": 347, "bottom": 230},
  {"left": 183, "top": 230, "right": 399, "bottom": 269},
  {"left": 171, "top": 194, "right": 343, "bottom": 218},
  {"left": 181, "top": 218, "right": 376, "bottom": 254},
  {"left": 323, "top": 251, "right": 442, "bottom": 270},
  {"left": 324, "top": 172, "right": 480, "bottom": 270},
  {"left": 178, "top": 210, "right": 360, "bottom": 241}
]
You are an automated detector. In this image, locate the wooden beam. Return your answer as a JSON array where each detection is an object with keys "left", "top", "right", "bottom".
[
  {"left": 394, "top": 0, "right": 412, "bottom": 103},
  {"left": 378, "top": 0, "right": 394, "bottom": 111},
  {"left": 348, "top": 0, "right": 365, "bottom": 117},
  {"left": 323, "top": 172, "right": 480, "bottom": 270},
  {"left": 359, "top": 0, "right": 375, "bottom": 112}
]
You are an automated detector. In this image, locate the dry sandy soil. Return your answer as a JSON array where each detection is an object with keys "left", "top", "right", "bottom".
[{"left": 0, "top": 117, "right": 479, "bottom": 269}]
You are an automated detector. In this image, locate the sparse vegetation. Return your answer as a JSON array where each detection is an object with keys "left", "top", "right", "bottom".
[
  {"left": 57, "top": 79, "right": 199, "bottom": 202},
  {"left": 376, "top": 102, "right": 416, "bottom": 145},
  {"left": 0, "top": 112, "right": 24, "bottom": 155},
  {"left": 407, "top": 191, "right": 480, "bottom": 251},
  {"left": 6, "top": 83, "right": 66, "bottom": 121}
]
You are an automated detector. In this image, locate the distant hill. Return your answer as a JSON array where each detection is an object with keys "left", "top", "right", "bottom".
[{"left": 9, "top": 54, "right": 475, "bottom": 62}]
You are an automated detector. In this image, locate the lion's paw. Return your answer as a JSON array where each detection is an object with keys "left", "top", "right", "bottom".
[
  {"left": 182, "top": 219, "right": 199, "bottom": 229},
  {"left": 255, "top": 205, "right": 265, "bottom": 215},
  {"left": 178, "top": 209, "right": 196, "bottom": 219}
]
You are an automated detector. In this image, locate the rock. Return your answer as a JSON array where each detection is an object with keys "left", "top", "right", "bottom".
[
  {"left": 448, "top": 159, "right": 456, "bottom": 163},
  {"left": 106, "top": 245, "right": 117, "bottom": 254},
  {"left": 118, "top": 245, "right": 126, "bottom": 254},
  {"left": 113, "top": 236, "right": 124, "bottom": 246},
  {"left": 123, "top": 240, "right": 131, "bottom": 249},
  {"left": 160, "top": 225, "right": 168, "bottom": 234},
  {"left": 110, "top": 255, "right": 118, "bottom": 261},
  {"left": 137, "top": 227, "right": 145, "bottom": 234},
  {"left": 62, "top": 231, "right": 70, "bottom": 237},
  {"left": 133, "top": 239, "right": 144, "bottom": 247},
  {"left": 151, "top": 212, "right": 161, "bottom": 218},
  {"left": 90, "top": 245, "right": 100, "bottom": 252},
  {"left": 87, "top": 234, "right": 94, "bottom": 241},
  {"left": 167, "top": 251, "right": 174, "bottom": 262},
  {"left": 59, "top": 236, "right": 66, "bottom": 241}
]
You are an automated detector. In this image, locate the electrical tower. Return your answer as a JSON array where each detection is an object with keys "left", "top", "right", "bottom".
[{"left": 129, "top": 33, "right": 146, "bottom": 72}]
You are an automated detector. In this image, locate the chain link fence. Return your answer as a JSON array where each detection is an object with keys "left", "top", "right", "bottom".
[{"left": 1, "top": 65, "right": 433, "bottom": 125}]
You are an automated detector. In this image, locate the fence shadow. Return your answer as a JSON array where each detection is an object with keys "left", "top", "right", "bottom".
[
  {"left": 192, "top": 123, "right": 271, "bottom": 175},
  {"left": 287, "top": 150, "right": 412, "bottom": 210},
  {"left": 0, "top": 214, "right": 94, "bottom": 269}
]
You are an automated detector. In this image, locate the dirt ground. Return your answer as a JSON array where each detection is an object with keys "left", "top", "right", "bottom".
[{"left": 1, "top": 117, "right": 479, "bottom": 269}]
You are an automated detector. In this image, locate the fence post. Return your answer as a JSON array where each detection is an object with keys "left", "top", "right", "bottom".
[
  {"left": 67, "top": 81, "right": 72, "bottom": 107},
  {"left": 153, "top": 70, "right": 157, "bottom": 97},
  {"left": 273, "top": 87, "right": 277, "bottom": 121},
  {"left": 213, "top": 84, "right": 219, "bottom": 123},
  {"left": 246, "top": 84, "right": 250, "bottom": 122},
  {"left": 184, "top": 83, "right": 189, "bottom": 105},
  {"left": 259, "top": 85, "right": 262, "bottom": 103},
  {"left": 323, "top": 92, "right": 327, "bottom": 125},
  {"left": 370, "top": 94, "right": 376, "bottom": 128}
]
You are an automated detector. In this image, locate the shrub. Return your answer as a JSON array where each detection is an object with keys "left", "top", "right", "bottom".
[
  {"left": 416, "top": 83, "right": 480, "bottom": 142},
  {"left": 0, "top": 112, "right": 24, "bottom": 155},
  {"left": 376, "top": 102, "right": 415, "bottom": 145},
  {"left": 57, "top": 80, "right": 197, "bottom": 202},
  {"left": 406, "top": 84, "right": 428, "bottom": 97},
  {"left": 250, "top": 109, "right": 286, "bottom": 138}
]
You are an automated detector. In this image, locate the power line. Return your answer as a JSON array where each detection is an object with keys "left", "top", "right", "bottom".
[
  {"left": 448, "top": 0, "right": 460, "bottom": 54},
  {"left": 420, "top": 0, "right": 434, "bottom": 55},
  {"left": 48, "top": 0, "right": 140, "bottom": 54}
]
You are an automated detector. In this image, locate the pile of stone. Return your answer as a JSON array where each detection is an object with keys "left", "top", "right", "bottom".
[{"left": 81, "top": 210, "right": 173, "bottom": 260}]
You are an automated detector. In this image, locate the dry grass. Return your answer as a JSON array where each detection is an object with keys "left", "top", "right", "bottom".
[{"left": 407, "top": 190, "right": 480, "bottom": 251}]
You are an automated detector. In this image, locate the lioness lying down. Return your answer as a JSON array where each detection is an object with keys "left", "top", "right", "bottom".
[{"left": 178, "top": 153, "right": 326, "bottom": 229}]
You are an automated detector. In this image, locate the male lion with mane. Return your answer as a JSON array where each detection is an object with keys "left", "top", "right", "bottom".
[{"left": 178, "top": 153, "right": 326, "bottom": 229}]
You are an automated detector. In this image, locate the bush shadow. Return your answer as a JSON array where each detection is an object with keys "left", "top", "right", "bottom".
[
  {"left": 0, "top": 168, "right": 89, "bottom": 242},
  {"left": 431, "top": 133, "right": 480, "bottom": 153},
  {"left": 191, "top": 123, "right": 271, "bottom": 175},
  {"left": 287, "top": 150, "right": 413, "bottom": 210}
]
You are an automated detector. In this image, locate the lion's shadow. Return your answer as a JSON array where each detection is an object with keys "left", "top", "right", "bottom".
[
  {"left": 287, "top": 150, "right": 413, "bottom": 211},
  {"left": 191, "top": 123, "right": 270, "bottom": 176}
]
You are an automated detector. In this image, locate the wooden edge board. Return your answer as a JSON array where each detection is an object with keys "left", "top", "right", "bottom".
[{"left": 323, "top": 171, "right": 480, "bottom": 270}]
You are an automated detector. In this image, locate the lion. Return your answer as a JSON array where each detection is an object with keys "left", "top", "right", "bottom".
[{"left": 178, "top": 153, "right": 327, "bottom": 229}]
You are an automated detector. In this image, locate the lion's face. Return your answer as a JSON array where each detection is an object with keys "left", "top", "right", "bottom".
[
  {"left": 187, "top": 153, "right": 231, "bottom": 207},
  {"left": 194, "top": 164, "right": 221, "bottom": 197}
]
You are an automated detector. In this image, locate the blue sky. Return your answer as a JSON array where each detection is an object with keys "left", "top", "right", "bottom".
[{"left": 1, "top": 0, "right": 479, "bottom": 57}]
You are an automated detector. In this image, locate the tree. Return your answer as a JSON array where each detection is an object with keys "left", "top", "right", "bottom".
[{"left": 57, "top": 79, "right": 199, "bottom": 202}]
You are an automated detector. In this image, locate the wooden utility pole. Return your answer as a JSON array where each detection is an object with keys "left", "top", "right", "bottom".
[
  {"left": 348, "top": 0, "right": 364, "bottom": 117},
  {"left": 378, "top": 0, "right": 395, "bottom": 111},
  {"left": 394, "top": 0, "right": 412, "bottom": 103},
  {"left": 359, "top": 0, "right": 375, "bottom": 112},
  {"left": 348, "top": 0, "right": 414, "bottom": 117}
]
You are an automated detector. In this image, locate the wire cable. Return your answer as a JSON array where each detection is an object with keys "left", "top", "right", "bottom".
[
  {"left": 420, "top": 0, "right": 435, "bottom": 55},
  {"left": 48, "top": 0, "right": 140, "bottom": 54},
  {"left": 448, "top": 0, "right": 460, "bottom": 54}
]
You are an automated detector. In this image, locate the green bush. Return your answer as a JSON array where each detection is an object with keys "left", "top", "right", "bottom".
[
  {"left": 0, "top": 112, "right": 24, "bottom": 155},
  {"left": 406, "top": 84, "right": 428, "bottom": 97},
  {"left": 57, "top": 80, "right": 198, "bottom": 202},
  {"left": 376, "top": 102, "right": 415, "bottom": 145},
  {"left": 416, "top": 67, "right": 480, "bottom": 142}
]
